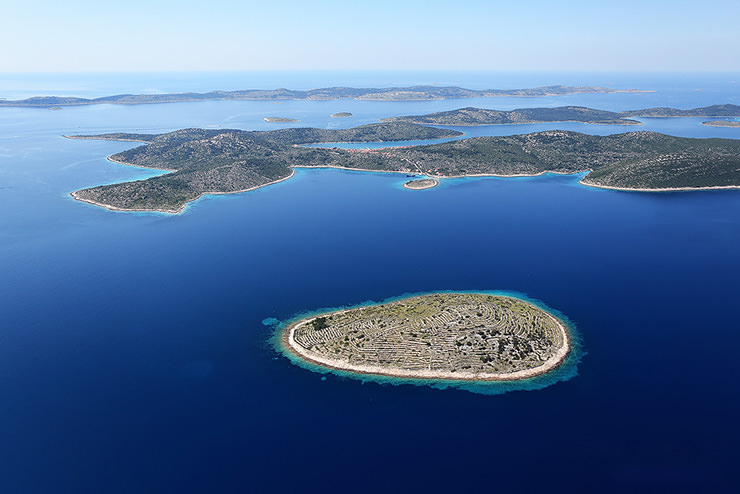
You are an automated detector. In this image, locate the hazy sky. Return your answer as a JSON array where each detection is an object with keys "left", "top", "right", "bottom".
[{"left": 2, "top": 0, "right": 738, "bottom": 72}]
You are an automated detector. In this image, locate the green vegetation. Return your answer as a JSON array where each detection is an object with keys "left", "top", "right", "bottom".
[
  {"left": 68, "top": 123, "right": 461, "bottom": 212},
  {"left": 69, "top": 123, "right": 740, "bottom": 213},
  {"left": 286, "top": 293, "right": 569, "bottom": 379},
  {"left": 395, "top": 131, "right": 740, "bottom": 189},
  {"left": 311, "top": 317, "right": 328, "bottom": 331},
  {"left": 329, "top": 112, "right": 353, "bottom": 118}
]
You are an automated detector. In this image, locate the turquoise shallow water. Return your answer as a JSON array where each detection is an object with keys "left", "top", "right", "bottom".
[
  {"left": 1, "top": 72, "right": 740, "bottom": 492},
  {"left": 272, "top": 290, "right": 584, "bottom": 396}
]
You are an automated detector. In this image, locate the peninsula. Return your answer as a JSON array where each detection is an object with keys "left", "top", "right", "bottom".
[
  {"left": 283, "top": 293, "right": 570, "bottom": 381},
  {"left": 0, "top": 85, "right": 644, "bottom": 107},
  {"left": 68, "top": 124, "right": 740, "bottom": 212},
  {"left": 383, "top": 104, "right": 740, "bottom": 126}
]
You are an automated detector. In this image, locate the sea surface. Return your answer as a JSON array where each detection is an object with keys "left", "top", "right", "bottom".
[{"left": 1, "top": 71, "right": 739, "bottom": 492}]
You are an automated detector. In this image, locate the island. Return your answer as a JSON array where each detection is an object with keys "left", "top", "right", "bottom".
[
  {"left": 68, "top": 123, "right": 740, "bottom": 212},
  {"left": 620, "top": 104, "right": 740, "bottom": 118},
  {"left": 702, "top": 120, "right": 740, "bottom": 128},
  {"left": 263, "top": 117, "right": 299, "bottom": 123},
  {"left": 67, "top": 122, "right": 462, "bottom": 213},
  {"left": 403, "top": 178, "right": 438, "bottom": 190},
  {"left": 384, "top": 106, "right": 642, "bottom": 126},
  {"left": 282, "top": 293, "right": 570, "bottom": 381},
  {"left": 0, "top": 85, "right": 646, "bottom": 107},
  {"left": 383, "top": 104, "right": 740, "bottom": 126},
  {"left": 330, "top": 112, "right": 353, "bottom": 118}
]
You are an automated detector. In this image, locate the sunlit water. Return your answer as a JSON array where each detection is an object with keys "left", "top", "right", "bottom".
[{"left": 1, "top": 72, "right": 739, "bottom": 492}]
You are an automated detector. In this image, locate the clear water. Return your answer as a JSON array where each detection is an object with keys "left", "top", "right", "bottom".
[
  {"left": 1, "top": 72, "right": 739, "bottom": 492},
  {"left": 271, "top": 289, "right": 585, "bottom": 396}
]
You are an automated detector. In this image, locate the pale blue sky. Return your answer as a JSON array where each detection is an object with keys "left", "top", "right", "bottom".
[{"left": 2, "top": 0, "right": 738, "bottom": 72}]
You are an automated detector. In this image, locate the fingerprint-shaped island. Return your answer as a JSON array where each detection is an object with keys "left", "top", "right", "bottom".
[{"left": 283, "top": 293, "right": 570, "bottom": 381}]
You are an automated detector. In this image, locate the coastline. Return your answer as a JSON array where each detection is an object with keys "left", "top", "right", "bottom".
[
  {"left": 1, "top": 88, "right": 654, "bottom": 108},
  {"left": 379, "top": 118, "right": 643, "bottom": 127},
  {"left": 403, "top": 178, "right": 438, "bottom": 190},
  {"left": 701, "top": 120, "right": 740, "bottom": 127},
  {"left": 626, "top": 113, "right": 740, "bottom": 119},
  {"left": 579, "top": 177, "right": 740, "bottom": 192},
  {"left": 70, "top": 156, "right": 296, "bottom": 214},
  {"left": 281, "top": 295, "right": 571, "bottom": 382},
  {"left": 71, "top": 162, "right": 740, "bottom": 214},
  {"left": 62, "top": 135, "right": 154, "bottom": 144},
  {"left": 430, "top": 169, "right": 581, "bottom": 180},
  {"left": 428, "top": 168, "right": 740, "bottom": 193},
  {"left": 106, "top": 155, "right": 178, "bottom": 172},
  {"left": 291, "top": 164, "right": 420, "bottom": 175},
  {"left": 70, "top": 150, "right": 427, "bottom": 214},
  {"left": 71, "top": 156, "right": 740, "bottom": 214},
  {"left": 68, "top": 134, "right": 740, "bottom": 215}
]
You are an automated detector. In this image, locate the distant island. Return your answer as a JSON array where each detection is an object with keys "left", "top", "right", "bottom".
[
  {"left": 263, "top": 117, "right": 299, "bottom": 123},
  {"left": 0, "top": 85, "right": 647, "bottom": 107},
  {"left": 330, "top": 112, "right": 353, "bottom": 118},
  {"left": 282, "top": 292, "right": 570, "bottom": 381},
  {"left": 702, "top": 120, "right": 740, "bottom": 128},
  {"left": 620, "top": 104, "right": 740, "bottom": 118},
  {"left": 383, "top": 104, "right": 740, "bottom": 126},
  {"left": 384, "top": 106, "right": 641, "bottom": 126},
  {"left": 68, "top": 121, "right": 740, "bottom": 213}
]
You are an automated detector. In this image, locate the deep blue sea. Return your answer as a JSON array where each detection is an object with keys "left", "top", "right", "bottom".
[{"left": 1, "top": 71, "right": 740, "bottom": 493}]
